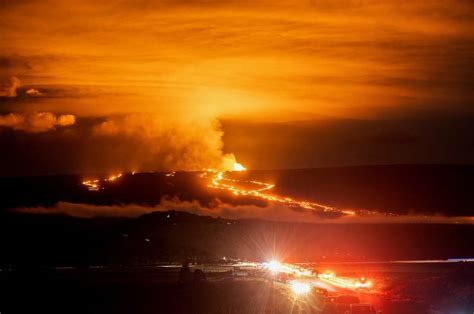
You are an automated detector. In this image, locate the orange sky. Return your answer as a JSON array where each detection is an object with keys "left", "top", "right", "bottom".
[
  {"left": 2, "top": 0, "right": 472, "bottom": 118},
  {"left": 1, "top": 0, "right": 473, "bottom": 173}
]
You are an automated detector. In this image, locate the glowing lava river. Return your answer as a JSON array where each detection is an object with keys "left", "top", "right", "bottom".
[
  {"left": 82, "top": 162, "right": 383, "bottom": 217},
  {"left": 202, "top": 164, "right": 357, "bottom": 217}
]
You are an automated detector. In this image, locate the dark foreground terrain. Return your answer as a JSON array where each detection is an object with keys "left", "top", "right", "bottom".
[
  {"left": 1, "top": 210, "right": 474, "bottom": 265},
  {"left": 0, "top": 165, "right": 473, "bottom": 313},
  {"left": 1, "top": 262, "right": 473, "bottom": 314}
]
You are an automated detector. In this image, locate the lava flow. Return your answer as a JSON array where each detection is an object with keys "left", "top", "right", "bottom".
[
  {"left": 82, "top": 162, "right": 379, "bottom": 218},
  {"left": 82, "top": 173, "right": 123, "bottom": 191},
  {"left": 203, "top": 163, "right": 356, "bottom": 217}
]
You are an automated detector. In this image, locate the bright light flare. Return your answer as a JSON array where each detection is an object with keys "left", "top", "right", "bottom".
[
  {"left": 290, "top": 281, "right": 311, "bottom": 296},
  {"left": 267, "top": 260, "right": 282, "bottom": 273}
]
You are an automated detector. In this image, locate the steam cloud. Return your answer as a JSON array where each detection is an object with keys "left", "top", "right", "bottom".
[
  {"left": 0, "top": 112, "right": 76, "bottom": 132},
  {"left": 0, "top": 112, "right": 241, "bottom": 174},
  {"left": 92, "top": 114, "right": 239, "bottom": 171}
]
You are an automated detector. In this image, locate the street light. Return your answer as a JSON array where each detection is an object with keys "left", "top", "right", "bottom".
[
  {"left": 268, "top": 260, "right": 282, "bottom": 273},
  {"left": 290, "top": 281, "right": 311, "bottom": 296},
  {"left": 266, "top": 259, "right": 282, "bottom": 314}
]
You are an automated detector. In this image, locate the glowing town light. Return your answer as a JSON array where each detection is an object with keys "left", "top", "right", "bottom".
[
  {"left": 355, "top": 280, "right": 373, "bottom": 289},
  {"left": 318, "top": 271, "right": 374, "bottom": 291},
  {"left": 291, "top": 281, "right": 311, "bottom": 296},
  {"left": 268, "top": 260, "right": 282, "bottom": 273},
  {"left": 319, "top": 270, "right": 335, "bottom": 279}
]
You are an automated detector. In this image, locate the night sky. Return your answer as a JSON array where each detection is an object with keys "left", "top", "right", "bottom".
[{"left": 1, "top": 0, "right": 473, "bottom": 175}]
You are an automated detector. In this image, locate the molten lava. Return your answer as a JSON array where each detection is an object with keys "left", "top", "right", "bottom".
[
  {"left": 81, "top": 160, "right": 383, "bottom": 218},
  {"left": 82, "top": 173, "right": 122, "bottom": 191},
  {"left": 203, "top": 162, "right": 356, "bottom": 217},
  {"left": 232, "top": 162, "right": 246, "bottom": 172}
]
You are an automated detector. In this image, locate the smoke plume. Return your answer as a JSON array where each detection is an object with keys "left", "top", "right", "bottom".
[{"left": 91, "top": 114, "right": 239, "bottom": 171}]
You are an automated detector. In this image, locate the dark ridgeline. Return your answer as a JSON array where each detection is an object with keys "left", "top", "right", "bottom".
[{"left": 0, "top": 210, "right": 474, "bottom": 267}]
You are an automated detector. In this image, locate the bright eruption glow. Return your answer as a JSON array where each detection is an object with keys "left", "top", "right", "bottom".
[
  {"left": 290, "top": 281, "right": 311, "bottom": 296},
  {"left": 232, "top": 162, "right": 246, "bottom": 172}
]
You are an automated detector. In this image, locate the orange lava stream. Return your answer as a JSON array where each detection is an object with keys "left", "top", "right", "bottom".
[
  {"left": 204, "top": 170, "right": 355, "bottom": 217},
  {"left": 82, "top": 173, "right": 122, "bottom": 191}
]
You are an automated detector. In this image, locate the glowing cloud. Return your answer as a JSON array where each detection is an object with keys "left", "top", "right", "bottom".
[
  {"left": 91, "top": 114, "right": 242, "bottom": 171},
  {"left": 25, "top": 88, "right": 44, "bottom": 97},
  {"left": 0, "top": 112, "right": 76, "bottom": 132}
]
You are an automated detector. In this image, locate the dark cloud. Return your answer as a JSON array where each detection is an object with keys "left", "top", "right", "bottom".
[
  {"left": 222, "top": 117, "right": 474, "bottom": 169},
  {"left": 0, "top": 56, "right": 32, "bottom": 72},
  {"left": 370, "top": 132, "right": 419, "bottom": 145}
]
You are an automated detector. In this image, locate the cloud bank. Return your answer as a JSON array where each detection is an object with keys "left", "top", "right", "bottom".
[
  {"left": 13, "top": 199, "right": 474, "bottom": 224},
  {"left": 0, "top": 112, "right": 75, "bottom": 132}
]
